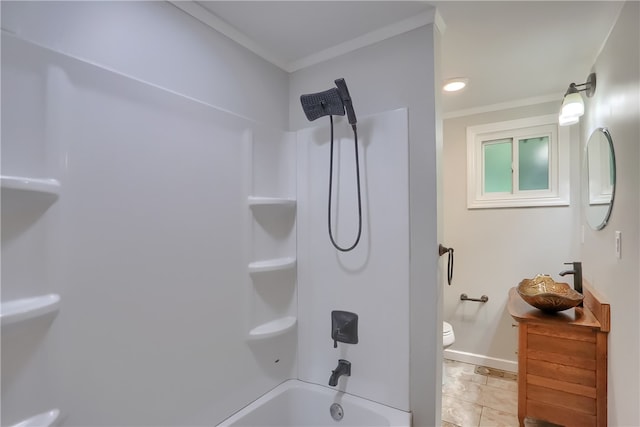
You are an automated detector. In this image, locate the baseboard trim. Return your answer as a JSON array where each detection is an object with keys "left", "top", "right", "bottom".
[{"left": 444, "top": 349, "right": 518, "bottom": 373}]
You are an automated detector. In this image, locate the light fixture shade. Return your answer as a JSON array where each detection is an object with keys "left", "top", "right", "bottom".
[
  {"left": 557, "top": 73, "right": 596, "bottom": 126},
  {"left": 559, "top": 112, "right": 580, "bottom": 126},
  {"left": 561, "top": 92, "right": 584, "bottom": 117}
]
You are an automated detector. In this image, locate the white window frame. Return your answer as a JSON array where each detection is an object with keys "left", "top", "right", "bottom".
[{"left": 467, "top": 115, "right": 570, "bottom": 209}]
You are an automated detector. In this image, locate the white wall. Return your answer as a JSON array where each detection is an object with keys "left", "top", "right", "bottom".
[
  {"left": 297, "top": 109, "right": 410, "bottom": 410},
  {"left": 0, "top": 1, "right": 289, "bottom": 129},
  {"left": 580, "top": 2, "right": 640, "bottom": 425},
  {"left": 289, "top": 25, "right": 440, "bottom": 426},
  {"left": 442, "top": 102, "right": 582, "bottom": 370},
  {"left": 3, "top": 3, "right": 441, "bottom": 426},
  {"left": 1, "top": 2, "right": 294, "bottom": 426}
]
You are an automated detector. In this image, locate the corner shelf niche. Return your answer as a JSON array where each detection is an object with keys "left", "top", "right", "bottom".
[
  {"left": 9, "top": 409, "right": 60, "bottom": 427},
  {"left": 248, "top": 316, "right": 297, "bottom": 340},
  {"left": 1, "top": 175, "right": 61, "bottom": 197},
  {"left": 1, "top": 294, "right": 61, "bottom": 326},
  {"left": 248, "top": 196, "right": 296, "bottom": 208},
  {"left": 246, "top": 189, "right": 295, "bottom": 340},
  {"left": 248, "top": 257, "right": 296, "bottom": 274},
  {"left": 1, "top": 175, "right": 61, "bottom": 212}
]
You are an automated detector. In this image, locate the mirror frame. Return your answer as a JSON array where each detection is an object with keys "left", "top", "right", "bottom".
[{"left": 584, "top": 127, "right": 616, "bottom": 230}]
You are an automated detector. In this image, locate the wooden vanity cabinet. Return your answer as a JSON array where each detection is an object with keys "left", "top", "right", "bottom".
[{"left": 508, "top": 282, "right": 610, "bottom": 427}]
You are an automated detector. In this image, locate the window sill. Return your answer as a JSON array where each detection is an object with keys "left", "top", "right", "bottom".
[{"left": 468, "top": 196, "right": 570, "bottom": 209}]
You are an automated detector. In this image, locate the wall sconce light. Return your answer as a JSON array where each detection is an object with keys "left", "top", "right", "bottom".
[{"left": 558, "top": 73, "right": 596, "bottom": 126}]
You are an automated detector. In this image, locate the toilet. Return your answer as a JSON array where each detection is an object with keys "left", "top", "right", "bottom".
[
  {"left": 443, "top": 321, "right": 455, "bottom": 349},
  {"left": 442, "top": 321, "right": 455, "bottom": 384}
]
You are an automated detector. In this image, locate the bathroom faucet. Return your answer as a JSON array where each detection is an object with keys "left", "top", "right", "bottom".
[
  {"left": 328, "top": 359, "right": 351, "bottom": 386},
  {"left": 559, "top": 261, "right": 583, "bottom": 294}
]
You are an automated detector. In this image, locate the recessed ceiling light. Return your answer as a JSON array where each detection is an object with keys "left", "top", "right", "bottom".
[{"left": 443, "top": 78, "right": 469, "bottom": 92}]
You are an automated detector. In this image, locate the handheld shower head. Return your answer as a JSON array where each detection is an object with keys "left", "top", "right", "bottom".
[
  {"left": 300, "top": 88, "right": 345, "bottom": 122},
  {"left": 299, "top": 78, "right": 357, "bottom": 126},
  {"left": 299, "top": 78, "right": 362, "bottom": 252},
  {"left": 334, "top": 78, "right": 357, "bottom": 126}
]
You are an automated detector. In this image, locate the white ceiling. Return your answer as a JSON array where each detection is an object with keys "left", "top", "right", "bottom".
[
  {"left": 196, "top": 1, "right": 434, "bottom": 63},
  {"left": 432, "top": 1, "right": 624, "bottom": 114},
  {"left": 185, "top": 1, "right": 624, "bottom": 115}
]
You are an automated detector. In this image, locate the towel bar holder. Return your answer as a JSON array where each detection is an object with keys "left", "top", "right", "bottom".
[{"left": 460, "top": 293, "right": 488, "bottom": 303}]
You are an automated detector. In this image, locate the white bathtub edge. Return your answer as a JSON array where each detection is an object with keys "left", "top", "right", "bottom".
[{"left": 216, "top": 379, "right": 411, "bottom": 427}]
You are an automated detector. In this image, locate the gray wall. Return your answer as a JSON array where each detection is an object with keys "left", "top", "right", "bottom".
[
  {"left": 442, "top": 101, "right": 581, "bottom": 369},
  {"left": 443, "top": 2, "right": 640, "bottom": 424},
  {"left": 580, "top": 2, "right": 640, "bottom": 425},
  {"left": 289, "top": 25, "right": 441, "bottom": 426}
]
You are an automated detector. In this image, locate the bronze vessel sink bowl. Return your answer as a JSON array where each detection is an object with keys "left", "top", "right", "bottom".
[{"left": 517, "top": 274, "right": 584, "bottom": 312}]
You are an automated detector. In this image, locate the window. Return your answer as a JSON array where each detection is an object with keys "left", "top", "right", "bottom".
[{"left": 467, "top": 115, "right": 570, "bottom": 209}]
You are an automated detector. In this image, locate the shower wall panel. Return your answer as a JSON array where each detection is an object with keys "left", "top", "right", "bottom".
[
  {"left": 290, "top": 26, "right": 440, "bottom": 424},
  {"left": 1, "top": 35, "right": 294, "bottom": 426},
  {"left": 1, "top": 34, "right": 62, "bottom": 427},
  {"left": 0, "top": 1, "right": 289, "bottom": 129},
  {"left": 296, "top": 109, "right": 410, "bottom": 411}
]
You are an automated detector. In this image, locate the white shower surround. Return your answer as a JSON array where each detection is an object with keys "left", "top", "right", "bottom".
[
  {"left": 2, "top": 2, "right": 440, "bottom": 426},
  {"left": 217, "top": 380, "right": 411, "bottom": 426},
  {"left": 1, "top": 33, "right": 418, "bottom": 426},
  {"left": 297, "top": 109, "right": 410, "bottom": 410},
  {"left": 1, "top": 33, "right": 296, "bottom": 426}
]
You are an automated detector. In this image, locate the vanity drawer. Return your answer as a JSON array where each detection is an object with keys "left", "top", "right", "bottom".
[
  {"left": 528, "top": 332, "right": 596, "bottom": 362},
  {"left": 527, "top": 382, "right": 596, "bottom": 414},
  {"left": 525, "top": 343, "right": 598, "bottom": 421},
  {"left": 527, "top": 399, "right": 596, "bottom": 427},
  {"left": 527, "top": 359, "right": 596, "bottom": 387},
  {"left": 527, "top": 348, "right": 597, "bottom": 370},
  {"left": 528, "top": 323, "right": 596, "bottom": 342}
]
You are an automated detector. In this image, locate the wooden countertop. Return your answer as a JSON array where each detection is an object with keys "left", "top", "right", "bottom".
[{"left": 508, "top": 287, "right": 603, "bottom": 330}]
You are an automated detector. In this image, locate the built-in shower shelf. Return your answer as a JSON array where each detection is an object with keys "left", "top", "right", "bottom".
[
  {"left": 1, "top": 175, "right": 60, "bottom": 210},
  {"left": 248, "top": 257, "right": 296, "bottom": 274},
  {"left": 9, "top": 409, "right": 61, "bottom": 427},
  {"left": 1, "top": 294, "right": 61, "bottom": 326},
  {"left": 248, "top": 196, "right": 296, "bottom": 208},
  {"left": 248, "top": 316, "right": 297, "bottom": 340},
  {"left": 1, "top": 175, "right": 61, "bottom": 197}
]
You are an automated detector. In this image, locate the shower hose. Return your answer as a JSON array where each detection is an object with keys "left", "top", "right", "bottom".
[{"left": 328, "top": 115, "right": 362, "bottom": 252}]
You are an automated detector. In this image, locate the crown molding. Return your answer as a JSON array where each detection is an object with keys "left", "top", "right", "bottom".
[
  {"left": 434, "top": 8, "right": 447, "bottom": 35},
  {"left": 169, "top": 1, "right": 289, "bottom": 70},
  {"left": 287, "top": 9, "right": 437, "bottom": 72},
  {"left": 170, "top": 1, "right": 437, "bottom": 73},
  {"left": 443, "top": 93, "right": 561, "bottom": 120}
]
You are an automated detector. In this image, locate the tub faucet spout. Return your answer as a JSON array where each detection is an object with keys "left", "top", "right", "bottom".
[{"left": 329, "top": 359, "right": 351, "bottom": 386}]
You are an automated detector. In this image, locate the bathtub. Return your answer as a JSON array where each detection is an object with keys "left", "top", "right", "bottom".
[{"left": 217, "top": 380, "right": 411, "bottom": 427}]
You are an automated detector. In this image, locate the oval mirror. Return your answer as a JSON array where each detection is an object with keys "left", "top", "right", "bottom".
[{"left": 583, "top": 128, "right": 616, "bottom": 230}]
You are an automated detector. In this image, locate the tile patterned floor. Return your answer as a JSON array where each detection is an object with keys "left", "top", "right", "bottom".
[{"left": 442, "top": 359, "right": 562, "bottom": 427}]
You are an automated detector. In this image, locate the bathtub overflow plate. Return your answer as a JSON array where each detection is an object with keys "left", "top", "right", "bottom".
[{"left": 330, "top": 403, "right": 344, "bottom": 421}]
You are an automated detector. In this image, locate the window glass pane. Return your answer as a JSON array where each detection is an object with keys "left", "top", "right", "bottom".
[
  {"left": 483, "top": 139, "right": 512, "bottom": 193},
  {"left": 518, "top": 136, "right": 549, "bottom": 191}
]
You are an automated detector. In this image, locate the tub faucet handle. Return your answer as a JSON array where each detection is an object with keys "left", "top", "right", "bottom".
[{"left": 331, "top": 311, "right": 358, "bottom": 348}]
